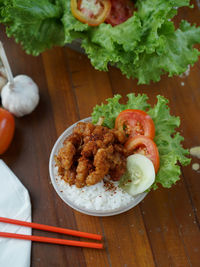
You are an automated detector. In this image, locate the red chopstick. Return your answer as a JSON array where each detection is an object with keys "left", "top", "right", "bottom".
[
  {"left": 0, "top": 232, "right": 103, "bottom": 249},
  {"left": 0, "top": 217, "right": 103, "bottom": 249},
  {"left": 0, "top": 217, "right": 101, "bottom": 240}
]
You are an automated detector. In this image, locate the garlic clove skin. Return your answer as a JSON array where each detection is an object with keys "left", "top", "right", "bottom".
[
  {"left": 1, "top": 75, "right": 39, "bottom": 117},
  {"left": 0, "top": 66, "right": 7, "bottom": 92}
]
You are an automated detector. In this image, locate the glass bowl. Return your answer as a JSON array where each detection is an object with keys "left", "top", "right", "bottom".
[{"left": 49, "top": 117, "right": 147, "bottom": 216}]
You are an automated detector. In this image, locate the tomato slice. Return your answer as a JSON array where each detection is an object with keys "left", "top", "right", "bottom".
[
  {"left": 0, "top": 108, "right": 15, "bottom": 154},
  {"left": 105, "top": 0, "right": 135, "bottom": 26},
  {"left": 115, "top": 109, "right": 155, "bottom": 139},
  {"left": 71, "top": 0, "right": 111, "bottom": 26},
  {"left": 125, "top": 136, "right": 160, "bottom": 173}
]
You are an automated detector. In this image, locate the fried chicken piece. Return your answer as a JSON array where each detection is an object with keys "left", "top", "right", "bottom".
[
  {"left": 92, "top": 125, "right": 109, "bottom": 140},
  {"left": 64, "top": 133, "right": 82, "bottom": 147},
  {"left": 73, "top": 122, "right": 95, "bottom": 143},
  {"left": 76, "top": 157, "right": 91, "bottom": 188},
  {"left": 55, "top": 160, "right": 65, "bottom": 178},
  {"left": 56, "top": 122, "right": 128, "bottom": 187},
  {"left": 73, "top": 122, "right": 86, "bottom": 135},
  {"left": 81, "top": 141, "right": 98, "bottom": 158},
  {"left": 95, "top": 140, "right": 103, "bottom": 148},
  {"left": 83, "top": 122, "right": 95, "bottom": 136},
  {"left": 109, "top": 152, "right": 127, "bottom": 181},
  {"left": 114, "top": 143, "right": 128, "bottom": 156},
  {"left": 56, "top": 141, "right": 76, "bottom": 171},
  {"left": 111, "top": 129, "right": 127, "bottom": 144},
  {"left": 103, "top": 132, "right": 115, "bottom": 145},
  {"left": 109, "top": 151, "right": 121, "bottom": 169},
  {"left": 86, "top": 145, "right": 113, "bottom": 186},
  {"left": 73, "top": 122, "right": 95, "bottom": 137},
  {"left": 63, "top": 167, "right": 76, "bottom": 185}
]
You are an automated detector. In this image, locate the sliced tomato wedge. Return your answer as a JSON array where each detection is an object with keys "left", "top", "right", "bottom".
[
  {"left": 105, "top": 0, "right": 135, "bottom": 26},
  {"left": 125, "top": 136, "right": 160, "bottom": 173},
  {"left": 115, "top": 109, "right": 155, "bottom": 139},
  {"left": 71, "top": 0, "right": 111, "bottom": 26},
  {"left": 0, "top": 108, "right": 15, "bottom": 155}
]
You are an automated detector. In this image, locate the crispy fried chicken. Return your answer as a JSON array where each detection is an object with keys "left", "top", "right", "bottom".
[{"left": 55, "top": 122, "right": 128, "bottom": 187}]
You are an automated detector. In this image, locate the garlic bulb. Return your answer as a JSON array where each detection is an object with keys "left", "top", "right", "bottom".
[
  {"left": 1, "top": 75, "right": 39, "bottom": 117},
  {"left": 0, "top": 66, "right": 7, "bottom": 91}
]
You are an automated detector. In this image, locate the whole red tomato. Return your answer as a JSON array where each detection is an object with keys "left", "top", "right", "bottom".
[{"left": 0, "top": 108, "right": 15, "bottom": 154}]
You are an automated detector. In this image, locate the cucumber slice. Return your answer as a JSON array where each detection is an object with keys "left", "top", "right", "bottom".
[{"left": 121, "top": 154, "right": 155, "bottom": 196}]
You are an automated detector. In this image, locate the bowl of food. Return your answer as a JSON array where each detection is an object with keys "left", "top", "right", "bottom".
[
  {"left": 49, "top": 93, "right": 190, "bottom": 216},
  {"left": 49, "top": 117, "right": 148, "bottom": 216}
]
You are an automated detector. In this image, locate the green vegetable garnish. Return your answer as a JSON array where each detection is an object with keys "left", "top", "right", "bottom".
[
  {"left": 0, "top": 0, "right": 65, "bottom": 55},
  {"left": 0, "top": 0, "right": 200, "bottom": 84},
  {"left": 92, "top": 93, "right": 191, "bottom": 189}
]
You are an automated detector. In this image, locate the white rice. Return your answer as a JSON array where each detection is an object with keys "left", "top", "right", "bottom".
[{"left": 54, "top": 167, "right": 134, "bottom": 212}]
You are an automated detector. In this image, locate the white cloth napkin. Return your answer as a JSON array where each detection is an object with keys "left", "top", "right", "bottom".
[{"left": 0, "top": 160, "right": 32, "bottom": 267}]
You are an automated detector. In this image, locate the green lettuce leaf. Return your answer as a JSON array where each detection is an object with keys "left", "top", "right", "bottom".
[
  {"left": 80, "top": 0, "right": 200, "bottom": 83},
  {"left": 0, "top": 0, "right": 65, "bottom": 55},
  {"left": 1, "top": 0, "right": 199, "bottom": 83},
  {"left": 127, "top": 20, "right": 200, "bottom": 84},
  {"left": 92, "top": 94, "right": 150, "bottom": 128},
  {"left": 92, "top": 93, "right": 191, "bottom": 189},
  {"left": 60, "top": 0, "right": 89, "bottom": 43}
]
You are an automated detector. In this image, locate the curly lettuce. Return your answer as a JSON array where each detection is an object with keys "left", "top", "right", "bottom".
[
  {"left": 0, "top": 0, "right": 200, "bottom": 83},
  {"left": 92, "top": 93, "right": 191, "bottom": 189},
  {"left": 0, "top": 0, "right": 65, "bottom": 55}
]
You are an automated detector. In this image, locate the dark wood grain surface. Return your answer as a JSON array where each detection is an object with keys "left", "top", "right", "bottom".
[{"left": 1, "top": 2, "right": 200, "bottom": 266}]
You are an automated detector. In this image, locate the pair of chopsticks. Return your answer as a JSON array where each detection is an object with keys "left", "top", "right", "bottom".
[{"left": 0, "top": 217, "right": 103, "bottom": 249}]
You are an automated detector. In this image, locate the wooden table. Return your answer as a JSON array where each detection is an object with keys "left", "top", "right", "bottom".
[{"left": 1, "top": 2, "right": 200, "bottom": 266}]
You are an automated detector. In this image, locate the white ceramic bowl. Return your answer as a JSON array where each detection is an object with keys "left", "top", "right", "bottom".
[{"left": 49, "top": 117, "right": 147, "bottom": 216}]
